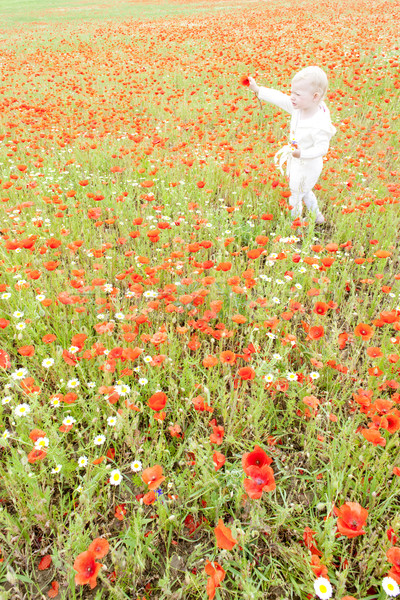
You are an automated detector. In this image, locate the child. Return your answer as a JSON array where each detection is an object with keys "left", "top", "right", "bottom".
[{"left": 248, "top": 66, "right": 336, "bottom": 223}]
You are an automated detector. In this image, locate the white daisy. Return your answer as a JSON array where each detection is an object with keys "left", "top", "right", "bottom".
[
  {"left": 36, "top": 294, "right": 46, "bottom": 301},
  {"left": 13, "top": 310, "right": 24, "bottom": 318},
  {"left": 310, "top": 372, "right": 320, "bottom": 380},
  {"left": 382, "top": 577, "right": 400, "bottom": 597},
  {"left": 51, "top": 464, "right": 62, "bottom": 474},
  {"left": 287, "top": 372, "right": 298, "bottom": 382},
  {"left": 62, "top": 415, "right": 76, "bottom": 426},
  {"left": 78, "top": 456, "right": 88, "bottom": 468},
  {"left": 2, "top": 396, "right": 12, "bottom": 405},
  {"left": 14, "top": 403, "right": 31, "bottom": 417},
  {"left": 35, "top": 437, "right": 49, "bottom": 449},
  {"left": 68, "top": 346, "right": 80, "bottom": 354},
  {"left": 107, "top": 416, "right": 117, "bottom": 427},
  {"left": 114, "top": 313, "right": 125, "bottom": 320},
  {"left": 2, "top": 429, "right": 10, "bottom": 440},
  {"left": 42, "top": 358, "right": 55, "bottom": 368},
  {"left": 264, "top": 374, "right": 274, "bottom": 383},
  {"left": 50, "top": 396, "right": 62, "bottom": 407},
  {"left": 87, "top": 382, "right": 96, "bottom": 388},
  {"left": 143, "top": 355, "right": 153, "bottom": 363},
  {"left": 94, "top": 435, "right": 106, "bottom": 446},
  {"left": 16, "top": 322, "right": 26, "bottom": 330},
  {"left": 314, "top": 577, "right": 333, "bottom": 600},
  {"left": 138, "top": 378, "right": 148, "bottom": 386},
  {"left": 67, "top": 379, "right": 80, "bottom": 389},
  {"left": 109, "top": 469, "right": 122, "bottom": 485},
  {"left": 130, "top": 460, "right": 142, "bottom": 472},
  {"left": 1, "top": 293, "right": 11, "bottom": 299},
  {"left": 114, "top": 384, "right": 131, "bottom": 396}
]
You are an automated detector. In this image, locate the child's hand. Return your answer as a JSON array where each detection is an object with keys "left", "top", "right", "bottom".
[
  {"left": 292, "top": 149, "right": 301, "bottom": 158},
  {"left": 248, "top": 76, "right": 259, "bottom": 94}
]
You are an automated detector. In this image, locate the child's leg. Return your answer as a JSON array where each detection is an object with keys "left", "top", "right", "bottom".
[
  {"left": 288, "top": 159, "right": 306, "bottom": 220},
  {"left": 290, "top": 157, "right": 324, "bottom": 222},
  {"left": 303, "top": 190, "right": 324, "bottom": 222},
  {"left": 289, "top": 191, "right": 305, "bottom": 219}
]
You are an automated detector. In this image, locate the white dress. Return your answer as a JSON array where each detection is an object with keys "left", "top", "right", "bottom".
[{"left": 257, "top": 87, "right": 336, "bottom": 217}]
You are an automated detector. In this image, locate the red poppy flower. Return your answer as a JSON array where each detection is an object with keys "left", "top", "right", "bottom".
[
  {"left": 237, "top": 366, "right": 255, "bottom": 380},
  {"left": 142, "top": 465, "right": 165, "bottom": 489},
  {"left": 313, "top": 302, "right": 328, "bottom": 315},
  {"left": 38, "top": 555, "right": 52, "bottom": 570},
  {"left": 383, "top": 412, "right": 400, "bottom": 434},
  {"left": 240, "top": 75, "right": 250, "bottom": 87},
  {"left": 147, "top": 391, "right": 167, "bottom": 411},
  {"left": 361, "top": 428, "right": 386, "bottom": 446},
  {"left": 310, "top": 555, "right": 328, "bottom": 578},
  {"left": 209, "top": 424, "right": 225, "bottom": 445},
  {"left": 73, "top": 551, "right": 102, "bottom": 589},
  {"left": 354, "top": 323, "right": 374, "bottom": 340},
  {"left": 42, "top": 334, "right": 57, "bottom": 343},
  {"left": 242, "top": 445, "right": 272, "bottom": 475},
  {"left": 29, "top": 429, "right": 46, "bottom": 442},
  {"left": 220, "top": 350, "right": 236, "bottom": 364},
  {"left": 203, "top": 355, "right": 218, "bottom": 368},
  {"left": 205, "top": 561, "right": 225, "bottom": 600},
  {"left": 142, "top": 490, "right": 156, "bottom": 505},
  {"left": 214, "top": 519, "right": 238, "bottom": 550},
  {"left": 47, "top": 581, "right": 59, "bottom": 598},
  {"left": 334, "top": 502, "right": 368, "bottom": 538},
  {"left": 213, "top": 451, "right": 226, "bottom": 471},
  {"left": 244, "top": 465, "right": 276, "bottom": 498},
  {"left": 18, "top": 345, "right": 35, "bottom": 357},
  {"left": 387, "top": 547, "right": 400, "bottom": 573},
  {"left": 0, "top": 349, "right": 10, "bottom": 369},
  {"left": 87, "top": 538, "right": 109, "bottom": 559},
  {"left": 303, "top": 527, "right": 321, "bottom": 556},
  {"left": 27, "top": 449, "right": 47, "bottom": 464},
  {"left": 307, "top": 326, "right": 325, "bottom": 340}
]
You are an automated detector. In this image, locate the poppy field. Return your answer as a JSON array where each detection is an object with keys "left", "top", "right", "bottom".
[{"left": 0, "top": 0, "right": 400, "bottom": 598}]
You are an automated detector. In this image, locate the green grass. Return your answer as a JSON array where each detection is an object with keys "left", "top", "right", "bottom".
[{"left": 0, "top": 0, "right": 260, "bottom": 26}]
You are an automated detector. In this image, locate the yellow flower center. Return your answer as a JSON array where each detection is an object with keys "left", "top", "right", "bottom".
[
  {"left": 388, "top": 584, "right": 394, "bottom": 591},
  {"left": 320, "top": 585, "right": 327, "bottom": 593}
]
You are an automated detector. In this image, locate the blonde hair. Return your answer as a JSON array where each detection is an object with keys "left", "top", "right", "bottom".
[{"left": 292, "top": 66, "right": 329, "bottom": 100}]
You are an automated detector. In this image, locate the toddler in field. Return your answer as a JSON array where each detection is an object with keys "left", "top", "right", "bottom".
[{"left": 248, "top": 66, "right": 336, "bottom": 223}]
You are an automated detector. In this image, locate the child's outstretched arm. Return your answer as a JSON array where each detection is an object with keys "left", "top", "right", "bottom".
[{"left": 248, "top": 77, "right": 293, "bottom": 114}]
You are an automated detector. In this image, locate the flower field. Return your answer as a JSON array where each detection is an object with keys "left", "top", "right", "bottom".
[{"left": 0, "top": 0, "right": 400, "bottom": 598}]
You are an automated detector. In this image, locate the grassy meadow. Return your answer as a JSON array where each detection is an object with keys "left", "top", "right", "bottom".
[{"left": 0, "top": 0, "right": 400, "bottom": 598}]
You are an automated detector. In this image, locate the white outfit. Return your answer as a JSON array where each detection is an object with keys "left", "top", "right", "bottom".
[{"left": 257, "top": 87, "right": 336, "bottom": 219}]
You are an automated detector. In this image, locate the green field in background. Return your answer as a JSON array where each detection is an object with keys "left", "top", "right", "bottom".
[{"left": 0, "top": 0, "right": 259, "bottom": 26}]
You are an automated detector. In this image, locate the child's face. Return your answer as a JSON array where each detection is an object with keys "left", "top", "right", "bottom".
[{"left": 290, "top": 78, "right": 321, "bottom": 111}]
